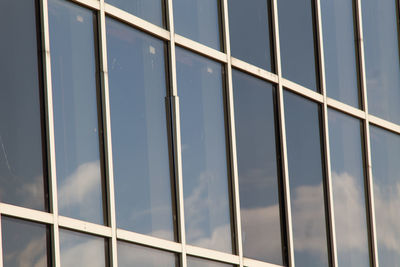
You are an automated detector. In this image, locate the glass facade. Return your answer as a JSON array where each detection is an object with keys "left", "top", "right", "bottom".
[{"left": 1, "top": 0, "right": 400, "bottom": 266}]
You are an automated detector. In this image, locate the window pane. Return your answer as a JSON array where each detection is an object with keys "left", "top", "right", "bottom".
[
  {"left": 117, "top": 241, "right": 178, "bottom": 266},
  {"left": 187, "top": 256, "right": 234, "bottom": 267},
  {"left": 2, "top": 216, "right": 50, "bottom": 267},
  {"left": 49, "top": 0, "right": 105, "bottom": 224},
  {"left": 59, "top": 229, "right": 108, "bottom": 267},
  {"left": 362, "top": 0, "right": 400, "bottom": 124},
  {"left": 105, "top": 0, "right": 165, "bottom": 27},
  {"left": 106, "top": 18, "right": 175, "bottom": 240},
  {"left": 232, "top": 69, "right": 284, "bottom": 265},
  {"left": 173, "top": 0, "right": 222, "bottom": 50},
  {"left": 228, "top": 0, "right": 273, "bottom": 71},
  {"left": 284, "top": 91, "right": 329, "bottom": 267},
  {"left": 176, "top": 47, "right": 232, "bottom": 253},
  {"left": 328, "top": 109, "right": 370, "bottom": 266},
  {"left": 370, "top": 126, "right": 400, "bottom": 267},
  {"left": 278, "top": 0, "right": 318, "bottom": 91},
  {"left": 0, "top": 0, "right": 47, "bottom": 211},
  {"left": 321, "top": 0, "right": 359, "bottom": 107}
]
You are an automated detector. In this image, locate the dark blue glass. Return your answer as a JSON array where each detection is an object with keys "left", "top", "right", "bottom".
[{"left": 284, "top": 91, "right": 329, "bottom": 267}]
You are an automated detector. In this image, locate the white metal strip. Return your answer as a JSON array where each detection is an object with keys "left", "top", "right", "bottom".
[
  {"left": 185, "top": 245, "right": 240, "bottom": 265},
  {"left": 58, "top": 216, "right": 112, "bottom": 237},
  {"left": 70, "top": 0, "right": 100, "bottom": 10},
  {"left": 326, "top": 97, "right": 366, "bottom": 120},
  {"left": 369, "top": 115, "right": 400, "bottom": 135},
  {"left": 0, "top": 204, "right": 53, "bottom": 225},
  {"left": 104, "top": 3, "right": 170, "bottom": 41},
  {"left": 282, "top": 78, "right": 324, "bottom": 103},
  {"left": 243, "top": 258, "right": 286, "bottom": 267},
  {"left": 231, "top": 57, "right": 279, "bottom": 84}
]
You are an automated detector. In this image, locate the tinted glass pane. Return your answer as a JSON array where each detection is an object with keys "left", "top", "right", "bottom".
[
  {"left": 321, "top": 0, "right": 359, "bottom": 107},
  {"left": 228, "top": 0, "right": 273, "bottom": 71},
  {"left": 278, "top": 0, "right": 318, "bottom": 91},
  {"left": 176, "top": 47, "right": 232, "bottom": 253},
  {"left": 106, "top": 18, "right": 175, "bottom": 240},
  {"left": 362, "top": 0, "right": 400, "bottom": 124},
  {"left": 0, "top": 0, "right": 47, "bottom": 211},
  {"left": 284, "top": 91, "right": 329, "bottom": 267},
  {"left": 370, "top": 126, "right": 400, "bottom": 267},
  {"left": 117, "top": 241, "right": 177, "bottom": 266},
  {"left": 232, "top": 70, "right": 283, "bottom": 264},
  {"left": 105, "top": 0, "right": 164, "bottom": 27},
  {"left": 174, "top": 0, "right": 221, "bottom": 50},
  {"left": 328, "top": 109, "right": 370, "bottom": 266},
  {"left": 187, "top": 256, "right": 234, "bottom": 267},
  {"left": 49, "top": 0, "right": 105, "bottom": 224},
  {"left": 2, "top": 217, "right": 50, "bottom": 267},
  {"left": 59, "top": 229, "right": 107, "bottom": 267}
]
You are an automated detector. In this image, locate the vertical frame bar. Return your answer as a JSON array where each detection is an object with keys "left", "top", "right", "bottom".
[
  {"left": 220, "top": 0, "right": 244, "bottom": 266},
  {"left": 40, "top": 0, "right": 61, "bottom": 266},
  {"left": 97, "top": 1, "right": 118, "bottom": 266},
  {"left": 355, "top": 0, "right": 379, "bottom": 265},
  {"left": 165, "top": 0, "right": 187, "bottom": 266},
  {"left": 270, "top": 0, "right": 295, "bottom": 266},
  {"left": 314, "top": 0, "right": 338, "bottom": 266}
]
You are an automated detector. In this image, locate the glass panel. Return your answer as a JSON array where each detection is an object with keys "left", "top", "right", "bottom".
[
  {"left": 176, "top": 47, "right": 232, "bottom": 253},
  {"left": 284, "top": 91, "right": 329, "bottom": 267},
  {"left": 0, "top": 0, "right": 47, "bottom": 211},
  {"left": 106, "top": 18, "right": 175, "bottom": 240},
  {"left": 187, "top": 256, "right": 234, "bottom": 267},
  {"left": 173, "top": 0, "right": 222, "bottom": 50},
  {"left": 321, "top": 0, "right": 359, "bottom": 107},
  {"left": 117, "top": 241, "right": 178, "bottom": 266},
  {"left": 232, "top": 69, "right": 284, "bottom": 264},
  {"left": 362, "top": 0, "right": 400, "bottom": 124},
  {"left": 59, "top": 229, "right": 107, "bottom": 267},
  {"left": 328, "top": 109, "right": 370, "bottom": 266},
  {"left": 105, "top": 0, "right": 165, "bottom": 27},
  {"left": 370, "top": 126, "right": 400, "bottom": 267},
  {"left": 2, "top": 216, "right": 50, "bottom": 267},
  {"left": 49, "top": 0, "right": 105, "bottom": 224},
  {"left": 278, "top": 0, "right": 318, "bottom": 91},
  {"left": 228, "top": 0, "right": 273, "bottom": 71}
]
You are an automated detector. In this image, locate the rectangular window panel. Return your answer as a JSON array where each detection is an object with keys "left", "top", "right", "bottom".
[
  {"left": 321, "top": 0, "right": 360, "bottom": 107},
  {"left": 278, "top": 0, "right": 319, "bottom": 91},
  {"left": 187, "top": 256, "right": 234, "bottom": 267},
  {"left": 117, "top": 241, "right": 178, "bottom": 266},
  {"left": 228, "top": 0, "right": 273, "bottom": 71},
  {"left": 49, "top": 0, "right": 105, "bottom": 224},
  {"left": 284, "top": 91, "right": 329, "bottom": 267},
  {"left": 370, "top": 126, "right": 400, "bottom": 267},
  {"left": 0, "top": 0, "right": 48, "bottom": 211},
  {"left": 362, "top": 0, "right": 400, "bottom": 124},
  {"left": 59, "top": 229, "right": 108, "bottom": 267},
  {"left": 173, "top": 0, "right": 222, "bottom": 50},
  {"left": 106, "top": 17, "right": 176, "bottom": 241},
  {"left": 2, "top": 216, "right": 51, "bottom": 267},
  {"left": 232, "top": 69, "right": 284, "bottom": 265},
  {"left": 328, "top": 109, "right": 370, "bottom": 266},
  {"left": 105, "top": 0, "right": 165, "bottom": 27},
  {"left": 176, "top": 47, "right": 233, "bottom": 253}
]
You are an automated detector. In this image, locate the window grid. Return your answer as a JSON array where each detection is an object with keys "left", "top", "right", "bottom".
[{"left": 0, "top": 0, "right": 399, "bottom": 266}]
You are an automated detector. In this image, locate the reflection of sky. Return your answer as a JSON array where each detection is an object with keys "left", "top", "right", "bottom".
[
  {"left": 371, "top": 126, "right": 400, "bottom": 267},
  {"left": 0, "top": 0, "right": 46, "bottom": 211},
  {"left": 284, "top": 91, "right": 329, "bottom": 267},
  {"left": 232, "top": 69, "right": 283, "bottom": 264},
  {"left": 176, "top": 47, "right": 232, "bottom": 253},
  {"left": 49, "top": 0, "right": 104, "bottom": 224},
  {"left": 187, "top": 256, "right": 233, "bottom": 267},
  {"left": 106, "top": 18, "right": 175, "bottom": 240},
  {"left": 2, "top": 216, "right": 49, "bottom": 267}
]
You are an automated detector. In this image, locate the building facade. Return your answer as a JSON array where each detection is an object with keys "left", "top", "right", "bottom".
[{"left": 0, "top": 0, "right": 399, "bottom": 266}]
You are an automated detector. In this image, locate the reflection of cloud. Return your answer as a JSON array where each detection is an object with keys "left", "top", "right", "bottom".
[
  {"left": 4, "top": 235, "right": 46, "bottom": 267},
  {"left": 58, "top": 160, "right": 100, "bottom": 209},
  {"left": 18, "top": 175, "right": 45, "bottom": 209},
  {"left": 61, "top": 238, "right": 105, "bottom": 267},
  {"left": 118, "top": 242, "right": 175, "bottom": 266}
]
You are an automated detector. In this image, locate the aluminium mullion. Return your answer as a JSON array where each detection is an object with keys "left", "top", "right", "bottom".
[
  {"left": 97, "top": 1, "right": 118, "bottom": 266},
  {"left": 355, "top": 0, "right": 379, "bottom": 266},
  {"left": 314, "top": 0, "right": 338, "bottom": 266},
  {"left": 270, "top": 0, "right": 295, "bottom": 266},
  {"left": 40, "top": 0, "right": 61, "bottom": 266},
  {"left": 166, "top": 0, "right": 187, "bottom": 266},
  {"left": 220, "top": 0, "right": 244, "bottom": 266}
]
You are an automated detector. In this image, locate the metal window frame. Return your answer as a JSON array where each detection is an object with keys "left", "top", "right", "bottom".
[{"left": 1, "top": 0, "right": 399, "bottom": 266}]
